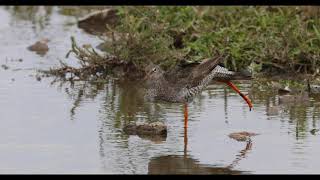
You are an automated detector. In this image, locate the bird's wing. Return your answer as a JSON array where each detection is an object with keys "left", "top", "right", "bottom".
[
  {"left": 164, "top": 54, "right": 225, "bottom": 89},
  {"left": 187, "top": 54, "right": 225, "bottom": 88},
  {"left": 163, "top": 62, "right": 199, "bottom": 88}
]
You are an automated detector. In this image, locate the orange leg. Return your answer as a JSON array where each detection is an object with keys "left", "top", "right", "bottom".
[
  {"left": 184, "top": 122, "right": 188, "bottom": 156},
  {"left": 221, "top": 81, "right": 253, "bottom": 111},
  {"left": 183, "top": 103, "right": 188, "bottom": 155},
  {"left": 184, "top": 103, "right": 188, "bottom": 128}
]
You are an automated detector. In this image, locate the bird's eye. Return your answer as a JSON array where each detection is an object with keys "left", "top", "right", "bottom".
[{"left": 152, "top": 68, "right": 157, "bottom": 72}]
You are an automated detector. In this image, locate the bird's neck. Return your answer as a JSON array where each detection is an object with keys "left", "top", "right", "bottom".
[{"left": 154, "top": 76, "right": 169, "bottom": 90}]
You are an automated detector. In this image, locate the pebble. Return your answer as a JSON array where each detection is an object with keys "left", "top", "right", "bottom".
[
  {"left": 123, "top": 122, "right": 167, "bottom": 136},
  {"left": 27, "top": 38, "right": 49, "bottom": 55},
  {"left": 228, "top": 131, "right": 259, "bottom": 142}
]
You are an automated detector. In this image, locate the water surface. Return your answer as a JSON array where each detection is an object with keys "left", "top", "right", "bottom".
[{"left": 0, "top": 6, "right": 320, "bottom": 174}]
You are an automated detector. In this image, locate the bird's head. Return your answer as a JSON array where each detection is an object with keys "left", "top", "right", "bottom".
[{"left": 144, "top": 63, "right": 165, "bottom": 81}]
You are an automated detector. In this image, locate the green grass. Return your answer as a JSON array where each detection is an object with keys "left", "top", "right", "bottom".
[
  {"left": 100, "top": 6, "right": 320, "bottom": 74},
  {"left": 57, "top": 6, "right": 320, "bottom": 80}
]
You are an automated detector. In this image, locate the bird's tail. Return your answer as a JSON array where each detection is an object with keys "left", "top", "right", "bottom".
[{"left": 213, "top": 65, "right": 252, "bottom": 81}]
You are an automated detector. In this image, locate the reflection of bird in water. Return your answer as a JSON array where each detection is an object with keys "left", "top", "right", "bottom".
[
  {"left": 148, "top": 131, "right": 253, "bottom": 175},
  {"left": 148, "top": 155, "right": 243, "bottom": 175},
  {"left": 148, "top": 139, "right": 253, "bottom": 174},
  {"left": 148, "top": 120, "right": 254, "bottom": 174},
  {"left": 227, "top": 139, "right": 253, "bottom": 170},
  {"left": 144, "top": 53, "right": 253, "bottom": 129}
]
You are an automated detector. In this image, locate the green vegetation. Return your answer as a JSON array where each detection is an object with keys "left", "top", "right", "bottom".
[
  {"left": 106, "top": 6, "right": 320, "bottom": 72},
  {"left": 54, "top": 6, "right": 320, "bottom": 79}
]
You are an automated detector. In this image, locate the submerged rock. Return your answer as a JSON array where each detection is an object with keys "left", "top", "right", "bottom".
[
  {"left": 228, "top": 131, "right": 259, "bottom": 142},
  {"left": 27, "top": 38, "right": 49, "bottom": 55},
  {"left": 78, "top": 8, "right": 119, "bottom": 35},
  {"left": 123, "top": 122, "right": 167, "bottom": 143},
  {"left": 124, "top": 122, "right": 167, "bottom": 136}
]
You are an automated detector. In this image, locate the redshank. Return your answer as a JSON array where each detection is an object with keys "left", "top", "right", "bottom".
[{"left": 144, "top": 54, "right": 253, "bottom": 128}]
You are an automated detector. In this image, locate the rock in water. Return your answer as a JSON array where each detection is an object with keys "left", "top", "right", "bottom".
[
  {"left": 27, "top": 38, "right": 49, "bottom": 55},
  {"left": 123, "top": 122, "right": 167, "bottom": 143},
  {"left": 228, "top": 131, "right": 259, "bottom": 142},
  {"left": 123, "top": 122, "right": 167, "bottom": 136},
  {"left": 78, "top": 8, "right": 119, "bottom": 35}
]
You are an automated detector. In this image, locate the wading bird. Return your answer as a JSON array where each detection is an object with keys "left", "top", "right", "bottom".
[{"left": 144, "top": 54, "right": 253, "bottom": 129}]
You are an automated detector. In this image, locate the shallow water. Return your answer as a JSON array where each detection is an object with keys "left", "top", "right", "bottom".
[{"left": 1, "top": 6, "right": 320, "bottom": 174}]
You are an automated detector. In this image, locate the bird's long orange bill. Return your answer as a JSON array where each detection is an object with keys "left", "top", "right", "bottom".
[{"left": 223, "top": 81, "right": 253, "bottom": 111}]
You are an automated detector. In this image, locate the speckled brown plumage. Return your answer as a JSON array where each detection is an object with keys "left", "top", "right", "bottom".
[{"left": 144, "top": 55, "right": 240, "bottom": 103}]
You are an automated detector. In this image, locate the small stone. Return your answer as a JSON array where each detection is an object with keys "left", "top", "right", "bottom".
[
  {"left": 137, "top": 122, "right": 167, "bottom": 135},
  {"left": 27, "top": 38, "right": 49, "bottom": 55},
  {"left": 123, "top": 122, "right": 167, "bottom": 136},
  {"left": 1, "top": 64, "right": 9, "bottom": 70},
  {"left": 123, "top": 122, "right": 167, "bottom": 143},
  {"left": 228, "top": 131, "right": 259, "bottom": 142}
]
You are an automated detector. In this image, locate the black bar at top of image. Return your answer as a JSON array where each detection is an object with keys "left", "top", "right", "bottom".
[{"left": 0, "top": 0, "right": 320, "bottom": 6}]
